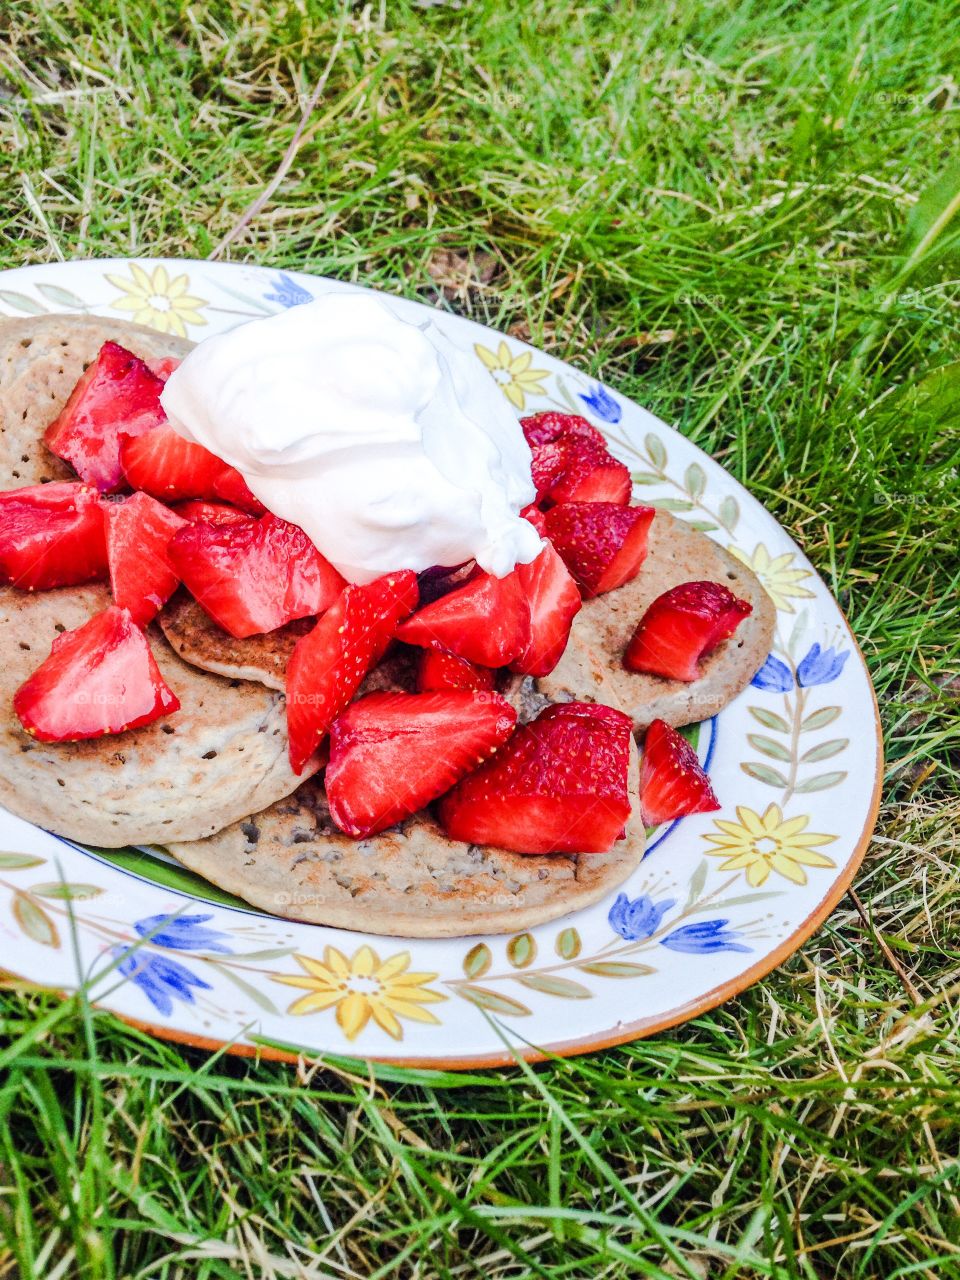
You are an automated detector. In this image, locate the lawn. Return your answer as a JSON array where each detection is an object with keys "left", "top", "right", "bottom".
[{"left": 1, "top": 1, "right": 959, "bottom": 1276}]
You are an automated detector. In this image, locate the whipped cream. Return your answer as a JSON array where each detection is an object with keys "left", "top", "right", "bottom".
[{"left": 160, "top": 293, "right": 541, "bottom": 583}]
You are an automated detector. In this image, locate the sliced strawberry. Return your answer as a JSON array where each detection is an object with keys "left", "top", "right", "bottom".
[
  {"left": 520, "top": 411, "right": 605, "bottom": 450},
  {"left": 120, "top": 424, "right": 224, "bottom": 499},
  {"left": 639, "top": 719, "right": 719, "bottom": 826},
  {"left": 530, "top": 440, "right": 566, "bottom": 502},
  {"left": 546, "top": 435, "right": 631, "bottom": 505},
  {"left": 102, "top": 491, "right": 187, "bottom": 625},
  {"left": 509, "top": 541, "right": 581, "bottom": 677},
  {"left": 172, "top": 499, "right": 251, "bottom": 526},
  {"left": 625, "top": 580, "right": 753, "bottom": 682},
  {"left": 326, "top": 690, "right": 517, "bottom": 837},
  {"left": 210, "top": 467, "right": 266, "bottom": 515},
  {"left": 438, "top": 701, "right": 633, "bottom": 854},
  {"left": 13, "top": 605, "right": 179, "bottom": 742},
  {"left": 395, "top": 568, "right": 530, "bottom": 668},
  {"left": 119, "top": 424, "right": 264, "bottom": 513},
  {"left": 167, "top": 513, "right": 346, "bottom": 639},
  {"left": 0, "top": 482, "right": 107, "bottom": 591},
  {"left": 544, "top": 502, "right": 655, "bottom": 598},
  {"left": 146, "top": 356, "right": 181, "bottom": 381},
  {"left": 45, "top": 342, "right": 166, "bottom": 491},
  {"left": 363, "top": 569, "right": 419, "bottom": 660},
  {"left": 417, "top": 649, "right": 495, "bottom": 692},
  {"left": 285, "top": 572, "right": 416, "bottom": 773}
]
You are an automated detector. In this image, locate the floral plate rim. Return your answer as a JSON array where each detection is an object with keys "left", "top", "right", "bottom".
[{"left": 0, "top": 257, "right": 883, "bottom": 1069}]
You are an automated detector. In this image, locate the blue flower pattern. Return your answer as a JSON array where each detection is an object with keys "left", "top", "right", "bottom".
[
  {"left": 609, "top": 893, "right": 676, "bottom": 940},
  {"left": 751, "top": 644, "right": 848, "bottom": 693},
  {"left": 134, "top": 912, "right": 231, "bottom": 953},
  {"left": 796, "top": 644, "right": 849, "bottom": 688},
  {"left": 112, "top": 946, "right": 212, "bottom": 1016},
  {"left": 660, "top": 920, "right": 751, "bottom": 955},
  {"left": 263, "top": 272, "right": 313, "bottom": 309},
  {"left": 578, "top": 384, "right": 622, "bottom": 423},
  {"left": 751, "top": 652, "right": 794, "bottom": 693}
]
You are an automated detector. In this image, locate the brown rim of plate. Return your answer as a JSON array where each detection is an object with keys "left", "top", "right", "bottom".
[{"left": 5, "top": 602, "right": 882, "bottom": 1070}]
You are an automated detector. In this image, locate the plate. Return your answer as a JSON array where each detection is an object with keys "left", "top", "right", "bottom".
[{"left": 0, "top": 259, "right": 881, "bottom": 1067}]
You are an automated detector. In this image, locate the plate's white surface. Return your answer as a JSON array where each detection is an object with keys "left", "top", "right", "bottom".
[{"left": 0, "top": 259, "right": 880, "bottom": 1065}]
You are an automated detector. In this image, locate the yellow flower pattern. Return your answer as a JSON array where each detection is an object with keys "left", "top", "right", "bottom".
[
  {"left": 703, "top": 804, "right": 837, "bottom": 887},
  {"left": 106, "top": 263, "right": 208, "bottom": 338},
  {"left": 273, "top": 945, "right": 446, "bottom": 1041},
  {"left": 729, "top": 543, "right": 815, "bottom": 613},
  {"left": 474, "top": 340, "right": 549, "bottom": 410}
]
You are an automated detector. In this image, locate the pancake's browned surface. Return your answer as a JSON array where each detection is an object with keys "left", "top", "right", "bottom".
[
  {"left": 0, "top": 314, "right": 191, "bottom": 491},
  {"left": 159, "top": 594, "right": 312, "bottom": 692},
  {"left": 0, "top": 584, "right": 317, "bottom": 847},
  {"left": 540, "top": 511, "right": 776, "bottom": 731}
]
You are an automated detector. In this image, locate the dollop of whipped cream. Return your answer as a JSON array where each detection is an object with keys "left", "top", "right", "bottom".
[{"left": 160, "top": 293, "right": 541, "bottom": 583}]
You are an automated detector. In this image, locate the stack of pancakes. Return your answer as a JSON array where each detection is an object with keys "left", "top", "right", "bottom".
[{"left": 0, "top": 316, "right": 774, "bottom": 935}]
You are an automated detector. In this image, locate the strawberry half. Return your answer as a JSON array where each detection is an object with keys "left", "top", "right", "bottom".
[
  {"left": 625, "top": 580, "right": 753, "bottom": 681},
  {"left": 546, "top": 435, "right": 631, "bottom": 505},
  {"left": 13, "top": 605, "right": 179, "bottom": 742},
  {"left": 0, "top": 482, "right": 107, "bottom": 591},
  {"left": 417, "top": 649, "right": 495, "bottom": 692},
  {"left": 437, "top": 701, "right": 633, "bottom": 854},
  {"left": 544, "top": 502, "right": 655, "bottom": 598},
  {"left": 167, "top": 513, "right": 346, "bottom": 639},
  {"left": 530, "top": 440, "right": 566, "bottom": 502},
  {"left": 119, "top": 424, "right": 264, "bottom": 513},
  {"left": 639, "top": 719, "right": 719, "bottom": 826},
  {"left": 509, "top": 541, "right": 581, "bottom": 677},
  {"left": 326, "top": 690, "right": 517, "bottom": 837},
  {"left": 285, "top": 571, "right": 418, "bottom": 773},
  {"left": 102, "top": 491, "right": 187, "bottom": 625},
  {"left": 520, "top": 411, "right": 605, "bottom": 450},
  {"left": 395, "top": 567, "right": 530, "bottom": 668},
  {"left": 172, "top": 499, "right": 251, "bottom": 526},
  {"left": 45, "top": 341, "right": 166, "bottom": 491}
]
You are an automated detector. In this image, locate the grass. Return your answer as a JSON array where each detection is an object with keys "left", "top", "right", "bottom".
[{"left": 1, "top": 0, "right": 959, "bottom": 1275}]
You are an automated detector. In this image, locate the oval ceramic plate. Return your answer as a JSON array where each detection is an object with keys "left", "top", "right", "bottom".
[{"left": 0, "top": 259, "right": 881, "bottom": 1067}]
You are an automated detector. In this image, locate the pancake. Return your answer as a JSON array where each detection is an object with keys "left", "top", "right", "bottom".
[
  {"left": 539, "top": 512, "right": 776, "bottom": 731},
  {"left": 159, "top": 593, "right": 311, "bottom": 692},
  {"left": 0, "top": 314, "right": 191, "bottom": 491},
  {"left": 0, "top": 584, "right": 317, "bottom": 847},
  {"left": 166, "top": 670, "right": 645, "bottom": 938}
]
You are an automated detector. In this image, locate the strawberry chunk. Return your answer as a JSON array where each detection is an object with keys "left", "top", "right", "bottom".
[
  {"left": 546, "top": 435, "right": 631, "bottom": 505},
  {"left": 0, "top": 482, "right": 107, "bottom": 591},
  {"left": 530, "top": 440, "right": 566, "bottom": 502},
  {"left": 395, "top": 567, "right": 530, "bottom": 668},
  {"left": 13, "top": 605, "right": 179, "bottom": 742},
  {"left": 285, "top": 572, "right": 417, "bottom": 773},
  {"left": 520, "top": 411, "right": 605, "bottom": 450},
  {"left": 119, "top": 424, "right": 264, "bottom": 513},
  {"left": 364, "top": 569, "right": 420, "bottom": 660},
  {"left": 438, "top": 701, "right": 633, "bottom": 854},
  {"left": 625, "top": 580, "right": 753, "bottom": 682},
  {"left": 520, "top": 503, "right": 547, "bottom": 534},
  {"left": 45, "top": 342, "right": 166, "bottom": 491},
  {"left": 417, "top": 649, "right": 495, "bottom": 692},
  {"left": 102, "top": 491, "right": 187, "bottom": 625},
  {"left": 639, "top": 719, "right": 719, "bottom": 826},
  {"left": 544, "top": 502, "right": 655, "bottom": 598},
  {"left": 172, "top": 500, "right": 251, "bottom": 526},
  {"left": 167, "top": 513, "right": 346, "bottom": 639},
  {"left": 509, "top": 541, "right": 581, "bottom": 677},
  {"left": 326, "top": 690, "right": 517, "bottom": 837}
]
